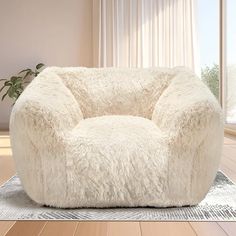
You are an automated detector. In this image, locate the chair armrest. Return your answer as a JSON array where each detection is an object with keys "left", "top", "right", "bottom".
[
  {"left": 151, "top": 69, "right": 224, "bottom": 203},
  {"left": 9, "top": 69, "right": 83, "bottom": 202},
  {"left": 10, "top": 69, "right": 83, "bottom": 145},
  {"left": 152, "top": 69, "right": 223, "bottom": 148}
]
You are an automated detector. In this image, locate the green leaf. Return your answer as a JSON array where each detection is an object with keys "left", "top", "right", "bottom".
[
  {"left": 14, "top": 80, "right": 23, "bottom": 86},
  {"left": 1, "top": 87, "right": 10, "bottom": 101},
  {"left": 10, "top": 76, "right": 21, "bottom": 83},
  {"left": 4, "top": 81, "right": 12, "bottom": 86},
  {"left": 0, "top": 85, "right": 6, "bottom": 93},
  {"left": 36, "top": 63, "right": 45, "bottom": 70},
  {"left": 201, "top": 64, "right": 219, "bottom": 99},
  {"left": 17, "top": 88, "right": 23, "bottom": 94},
  {"left": 1, "top": 64, "right": 45, "bottom": 102},
  {"left": 8, "top": 87, "right": 16, "bottom": 98},
  {"left": 18, "top": 68, "right": 31, "bottom": 74},
  {"left": 22, "top": 70, "right": 32, "bottom": 80},
  {"left": 2, "top": 92, "right": 8, "bottom": 101}
]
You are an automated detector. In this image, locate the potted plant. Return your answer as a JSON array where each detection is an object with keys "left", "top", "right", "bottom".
[{"left": 0, "top": 63, "right": 45, "bottom": 104}]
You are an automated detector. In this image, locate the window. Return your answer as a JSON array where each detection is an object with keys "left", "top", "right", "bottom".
[
  {"left": 198, "top": 0, "right": 219, "bottom": 100},
  {"left": 225, "top": 0, "right": 236, "bottom": 125}
]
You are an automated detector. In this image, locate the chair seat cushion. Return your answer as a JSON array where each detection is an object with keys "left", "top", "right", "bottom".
[
  {"left": 72, "top": 115, "right": 164, "bottom": 147},
  {"left": 64, "top": 115, "right": 168, "bottom": 208}
]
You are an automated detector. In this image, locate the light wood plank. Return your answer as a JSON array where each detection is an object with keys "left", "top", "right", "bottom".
[
  {"left": 0, "top": 141, "right": 16, "bottom": 236},
  {"left": 0, "top": 137, "right": 11, "bottom": 148},
  {"left": 0, "top": 149, "right": 12, "bottom": 156},
  {"left": 220, "top": 163, "right": 236, "bottom": 182},
  {"left": 0, "top": 134, "right": 11, "bottom": 155},
  {"left": 75, "top": 222, "right": 107, "bottom": 236},
  {"left": 190, "top": 222, "right": 227, "bottom": 236},
  {"left": 39, "top": 221, "right": 77, "bottom": 236},
  {"left": 224, "top": 134, "right": 236, "bottom": 144},
  {"left": 107, "top": 222, "right": 141, "bottom": 236},
  {"left": 0, "top": 221, "right": 15, "bottom": 236},
  {"left": 218, "top": 222, "right": 236, "bottom": 236},
  {"left": 140, "top": 222, "right": 196, "bottom": 236},
  {"left": 223, "top": 146, "right": 236, "bottom": 160},
  {"left": 5, "top": 221, "right": 46, "bottom": 236},
  {"left": 0, "top": 156, "right": 15, "bottom": 186},
  {"left": 221, "top": 155, "right": 236, "bottom": 172}
]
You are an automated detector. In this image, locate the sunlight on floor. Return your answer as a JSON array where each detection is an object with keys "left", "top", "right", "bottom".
[{"left": 0, "top": 134, "right": 12, "bottom": 156}]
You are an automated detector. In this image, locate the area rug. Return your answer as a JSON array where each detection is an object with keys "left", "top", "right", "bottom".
[{"left": 0, "top": 171, "right": 236, "bottom": 221}]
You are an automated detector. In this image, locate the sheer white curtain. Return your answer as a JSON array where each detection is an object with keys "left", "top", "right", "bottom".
[{"left": 93, "top": 0, "right": 199, "bottom": 73}]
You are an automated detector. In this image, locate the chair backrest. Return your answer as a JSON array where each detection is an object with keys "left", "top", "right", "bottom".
[{"left": 55, "top": 67, "right": 177, "bottom": 119}]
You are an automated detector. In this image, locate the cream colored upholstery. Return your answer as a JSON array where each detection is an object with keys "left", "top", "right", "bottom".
[{"left": 10, "top": 67, "right": 223, "bottom": 208}]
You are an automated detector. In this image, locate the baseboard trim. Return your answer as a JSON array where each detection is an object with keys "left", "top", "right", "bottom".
[{"left": 0, "top": 122, "right": 9, "bottom": 132}]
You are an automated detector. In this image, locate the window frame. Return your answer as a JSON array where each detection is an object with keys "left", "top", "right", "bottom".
[{"left": 220, "top": 0, "right": 236, "bottom": 134}]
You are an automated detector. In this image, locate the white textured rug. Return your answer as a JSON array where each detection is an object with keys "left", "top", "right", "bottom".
[{"left": 0, "top": 171, "right": 236, "bottom": 221}]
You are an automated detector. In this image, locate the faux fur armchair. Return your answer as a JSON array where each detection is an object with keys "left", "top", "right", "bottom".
[{"left": 10, "top": 67, "right": 223, "bottom": 208}]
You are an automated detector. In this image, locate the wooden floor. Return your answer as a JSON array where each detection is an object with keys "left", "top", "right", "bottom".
[{"left": 0, "top": 132, "right": 236, "bottom": 236}]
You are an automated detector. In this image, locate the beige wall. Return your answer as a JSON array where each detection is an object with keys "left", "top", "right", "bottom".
[{"left": 0, "top": 0, "right": 93, "bottom": 130}]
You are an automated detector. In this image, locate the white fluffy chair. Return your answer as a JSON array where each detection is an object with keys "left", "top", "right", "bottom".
[{"left": 10, "top": 67, "right": 223, "bottom": 208}]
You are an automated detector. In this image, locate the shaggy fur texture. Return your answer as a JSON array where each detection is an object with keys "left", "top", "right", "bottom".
[{"left": 10, "top": 67, "right": 223, "bottom": 208}]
